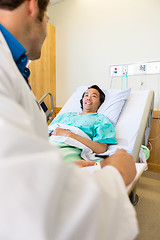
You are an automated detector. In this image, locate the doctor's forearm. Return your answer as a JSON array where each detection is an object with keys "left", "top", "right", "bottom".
[{"left": 68, "top": 132, "right": 107, "bottom": 154}]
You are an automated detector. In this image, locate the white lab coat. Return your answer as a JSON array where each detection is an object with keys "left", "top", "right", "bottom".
[{"left": 0, "top": 31, "right": 138, "bottom": 240}]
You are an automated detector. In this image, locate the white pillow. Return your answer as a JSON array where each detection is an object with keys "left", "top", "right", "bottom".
[{"left": 57, "top": 86, "right": 131, "bottom": 126}]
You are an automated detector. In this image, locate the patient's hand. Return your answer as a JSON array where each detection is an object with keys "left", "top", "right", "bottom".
[
  {"left": 100, "top": 149, "right": 136, "bottom": 186},
  {"left": 52, "top": 127, "right": 107, "bottom": 154},
  {"left": 52, "top": 127, "right": 71, "bottom": 137},
  {"left": 74, "top": 160, "right": 96, "bottom": 168}
]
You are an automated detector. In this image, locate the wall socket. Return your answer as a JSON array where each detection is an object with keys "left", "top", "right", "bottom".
[{"left": 110, "top": 65, "right": 123, "bottom": 77}]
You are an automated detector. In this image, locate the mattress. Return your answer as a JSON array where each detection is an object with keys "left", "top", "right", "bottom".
[{"left": 107, "top": 90, "right": 154, "bottom": 161}]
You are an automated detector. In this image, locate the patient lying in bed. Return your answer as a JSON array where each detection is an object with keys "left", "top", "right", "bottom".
[{"left": 49, "top": 85, "right": 117, "bottom": 163}]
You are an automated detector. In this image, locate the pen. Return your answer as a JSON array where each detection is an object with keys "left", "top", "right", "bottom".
[
  {"left": 49, "top": 130, "right": 54, "bottom": 133},
  {"left": 49, "top": 130, "right": 54, "bottom": 136},
  {"left": 95, "top": 154, "right": 109, "bottom": 158}
]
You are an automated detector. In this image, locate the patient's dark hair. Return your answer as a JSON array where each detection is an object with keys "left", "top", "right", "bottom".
[
  {"left": 80, "top": 85, "right": 105, "bottom": 110},
  {"left": 0, "top": 0, "right": 49, "bottom": 21}
]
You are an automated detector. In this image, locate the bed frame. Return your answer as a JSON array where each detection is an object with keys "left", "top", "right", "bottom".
[{"left": 114, "top": 90, "right": 154, "bottom": 204}]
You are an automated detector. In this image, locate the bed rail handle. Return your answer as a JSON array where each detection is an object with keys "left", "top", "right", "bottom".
[{"left": 38, "top": 93, "right": 54, "bottom": 122}]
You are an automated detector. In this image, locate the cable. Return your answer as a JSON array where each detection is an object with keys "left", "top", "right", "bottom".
[
  {"left": 125, "top": 73, "right": 128, "bottom": 89},
  {"left": 147, "top": 141, "right": 152, "bottom": 152}
]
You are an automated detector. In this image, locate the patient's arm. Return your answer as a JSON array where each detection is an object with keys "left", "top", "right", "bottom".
[
  {"left": 52, "top": 127, "right": 107, "bottom": 154},
  {"left": 74, "top": 160, "right": 96, "bottom": 167}
]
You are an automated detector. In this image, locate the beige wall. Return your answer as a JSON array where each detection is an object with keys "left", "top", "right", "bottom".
[{"left": 48, "top": 0, "right": 160, "bottom": 107}]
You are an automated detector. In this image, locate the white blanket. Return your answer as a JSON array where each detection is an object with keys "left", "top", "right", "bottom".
[
  {"left": 49, "top": 123, "right": 101, "bottom": 161},
  {"left": 49, "top": 123, "right": 132, "bottom": 160}
]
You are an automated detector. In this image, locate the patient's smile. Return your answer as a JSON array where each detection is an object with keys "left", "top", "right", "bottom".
[{"left": 86, "top": 102, "right": 92, "bottom": 105}]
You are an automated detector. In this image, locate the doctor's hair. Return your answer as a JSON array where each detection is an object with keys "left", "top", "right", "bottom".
[
  {"left": 80, "top": 85, "right": 105, "bottom": 110},
  {"left": 0, "top": 0, "right": 49, "bottom": 21}
]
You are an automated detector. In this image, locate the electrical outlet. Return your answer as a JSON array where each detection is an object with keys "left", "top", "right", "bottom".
[{"left": 110, "top": 65, "right": 123, "bottom": 76}]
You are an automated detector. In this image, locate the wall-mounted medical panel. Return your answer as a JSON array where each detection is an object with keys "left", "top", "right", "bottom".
[{"left": 110, "top": 61, "right": 160, "bottom": 77}]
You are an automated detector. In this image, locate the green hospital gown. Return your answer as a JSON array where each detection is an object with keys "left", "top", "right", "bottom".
[{"left": 49, "top": 112, "right": 117, "bottom": 162}]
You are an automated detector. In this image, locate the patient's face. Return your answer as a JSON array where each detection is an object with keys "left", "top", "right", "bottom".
[{"left": 82, "top": 88, "right": 101, "bottom": 114}]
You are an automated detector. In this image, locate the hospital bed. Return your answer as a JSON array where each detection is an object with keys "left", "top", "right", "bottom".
[
  {"left": 50, "top": 86, "right": 154, "bottom": 204},
  {"left": 55, "top": 87, "right": 154, "bottom": 161}
]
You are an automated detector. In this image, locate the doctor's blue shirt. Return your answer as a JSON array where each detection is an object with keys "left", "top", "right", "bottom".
[{"left": 0, "top": 24, "right": 30, "bottom": 88}]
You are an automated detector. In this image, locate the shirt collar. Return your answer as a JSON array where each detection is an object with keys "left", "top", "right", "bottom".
[{"left": 0, "top": 24, "right": 26, "bottom": 63}]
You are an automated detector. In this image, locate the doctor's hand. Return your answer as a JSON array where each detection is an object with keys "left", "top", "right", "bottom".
[{"left": 100, "top": 149, "right": 136, "bottom": 186}]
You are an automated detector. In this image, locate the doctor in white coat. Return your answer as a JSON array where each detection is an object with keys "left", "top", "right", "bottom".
[{"left": 0, "top": 0, "right": 138, "bottom": 239}]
